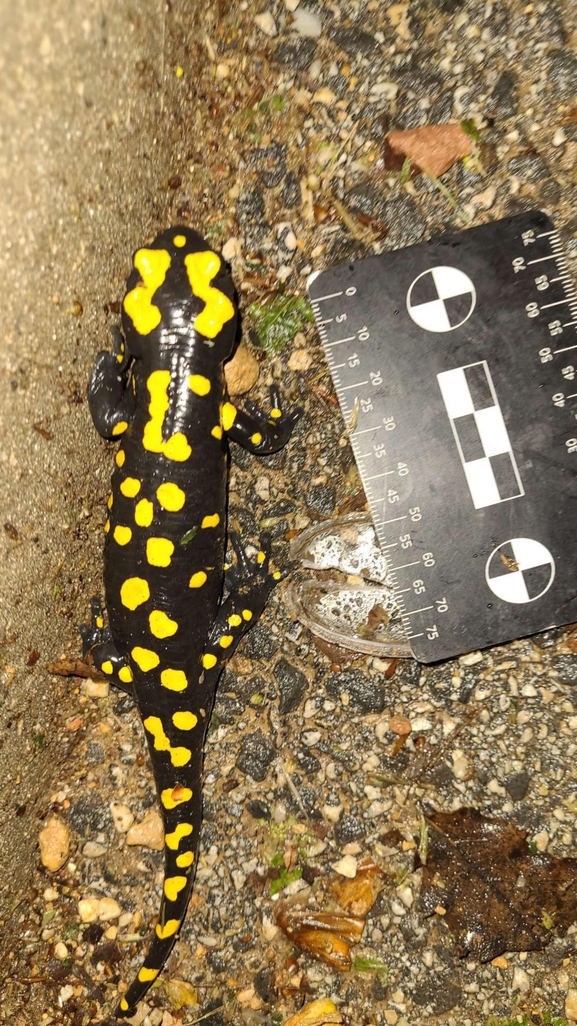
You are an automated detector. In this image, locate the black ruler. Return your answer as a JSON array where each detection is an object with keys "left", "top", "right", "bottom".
[{"left": 307, "top": 211, "right": 577, "bottom": 663}]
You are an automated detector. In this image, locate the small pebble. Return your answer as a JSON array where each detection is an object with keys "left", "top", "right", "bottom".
[
  {"left": 38, "top": 816, "right": 71, "bottom": 872},
  {"left": 126, "top": 808, "right": 165, "bottom": 851},
  {"left": 98, "top": 897, "right": 122, "bottom": 921},
  {"left": 110, "top": 801, "right": 134, "bottom": 833},
  {"left": 322, "top": 803, "right": 342, "bottom": 823},
  {"left": 452, "top": 750, "right": 470, "bottom": 781},
  {"left": 553, "top": 127, "right": 567, "bottom": 147},
  {"left": 534, "top": 830, "right": 549, "bottom": 852},
  {"left": 332, "top": 854, "right": 357, "bottom": 878},
  {"left": 224, "top": 345, "right": 260, "bottom": 396},
  {"left": 459, "top": 651, "right": 483, "bottom": 666},
  {"left": 54, "top": 942, "right": 69, "bottom": 960},
  {"left": 565, "top": 988, "right": 577, "bottom": 1020},
  {"left": 291, "top": 7, "right": 322, "bottom": 37},
  {"left": 78, "top": 898, "right": 100, "bottom": 923},
  {"left": 255, "top": 12, "right": 277, "bottom": 36},
  {"left": 82, "top": 678, "right": 110, "bottom": 698},
  {"left": 288, "top": 349, "right": 313, "bottom": 371},
  {"left": 82, "top": 840, "right": 108, "bottom": 858},
  {"left": 313, "top": 88, "right": 336, "bottom": 105},
  {"left": 43, "top": 887, "right": 59, "bottom": 902},
  {"left": 512, "top": 967, "right": 530, "bottom": 993}
]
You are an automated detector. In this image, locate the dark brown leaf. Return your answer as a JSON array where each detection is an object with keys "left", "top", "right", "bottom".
[{"left": 418, "top": 807, "right": 577, "bottom": 961}]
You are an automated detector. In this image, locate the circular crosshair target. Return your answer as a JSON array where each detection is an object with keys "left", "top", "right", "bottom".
[
  {"left": 485, "top": 538, "right": 555, "bottom": 604},
  {"left": 406, "top": 266, "right": 476, "bottom": 332}
]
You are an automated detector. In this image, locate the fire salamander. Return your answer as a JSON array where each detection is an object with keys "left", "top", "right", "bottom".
[{"left": 81, "top": 227, "right": 301, "bottom": 1017}]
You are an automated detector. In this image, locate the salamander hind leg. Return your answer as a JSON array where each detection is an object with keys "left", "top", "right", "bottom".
[
  {"left": 202, "top": 532, "right": 283, "bottom": 681},
  {"left": 79, "top": 597, "right": 135, "bottom": 695}
]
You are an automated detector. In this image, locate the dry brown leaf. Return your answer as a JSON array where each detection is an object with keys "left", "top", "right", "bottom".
[
  {"left": 282, "top": 998, "right": 343, "bottom": 1026},
  {"left": 330, "top": 858, "right": 384, "bottom": 916},
  {"left": 385, "top": 122, "right": 474, "bottom": 177},
  {"left": 277, "top": 908, "right": 365, "bottom": 970}
]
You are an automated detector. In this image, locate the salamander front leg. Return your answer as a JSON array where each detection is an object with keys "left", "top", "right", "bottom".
[
  {"left": 87, "top": 327, "right": 136, "bottom": 440},
  {"left": 222, "top": 385, "right": 302, "bottom": 455},
  {"left": 79, "top": 597, "right": 135, "bottom": 696},
  {"left": 201, "top": 533, "right": 283, "bottom": 684}
]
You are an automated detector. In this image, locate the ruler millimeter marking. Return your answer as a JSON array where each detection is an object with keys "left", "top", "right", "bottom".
[{"left": 308, "top": 211, "right": 577, "bottom": 663}]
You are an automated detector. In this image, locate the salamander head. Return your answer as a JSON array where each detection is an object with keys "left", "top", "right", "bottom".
[{"left": 121, "top": 226, "right": 237, "bottom": 360}]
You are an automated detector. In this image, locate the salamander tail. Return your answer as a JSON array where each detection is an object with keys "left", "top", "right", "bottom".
[{"left": 116, "top": 719, "right": 203, "bottom": 1017}]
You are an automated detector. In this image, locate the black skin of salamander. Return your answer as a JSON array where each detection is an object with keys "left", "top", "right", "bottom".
[{"left": 80, "top": 226, "right": 301, "bottom": 1017}]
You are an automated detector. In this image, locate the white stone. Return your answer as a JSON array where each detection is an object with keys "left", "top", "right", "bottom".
[
  {"left": 553, "top": 127, "right": 567, "bottom": 147},
  {"left": 459, "top": 650, "right": 483, "bottom": 666},
  {"left": 452, "top": 751, "right": 470, "bottom": 781},
  {"left": 410, "top": 716, "right": 432, "bottom": 731},
  {"left": 291, "top": 7, "right": 322, "bottom": 37},
  {"left": 332, "top": 855, "right": 357, "bottom": 878},
  {"left": 512, "top": 967, "right": 530, "bottom": 993},
  {"left": 397, "top": 886, "right": 413, "bottom": 908},
  {"left": 54, "top": 942, "right": 69, "bottom": 960},
  {"left": 255, "top": 12, "right": 277, "bottom": 37},
  {"left": 322, "top": 803, "right": 342, "bottom": 823},
  {"left": 232, "top": 870, "right": 246, "bottom": 891},
  {"left": 82, "top": 678, "right": 110, "bottom": 698},
  {"left": 534, "top": 830, "right": 549, "bottom": 852},
  {"left": 521, "top": 682, "right": 537, "bottom": 697},
  {"left": 98, "top": 897, "right": 122, "bottom": 921},
  {"left": 109, "top": 801, "right": 134, "bottom": 833},
  {"left": 285, "top": 0, "right": 300, "bottom": 10},
  {"left": 222, "top": 237, "right": 242, "bottom": 261}
]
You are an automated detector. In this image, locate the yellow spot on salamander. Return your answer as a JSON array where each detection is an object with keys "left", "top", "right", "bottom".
[
  {"left": 273, "top": 570, "right": 281, "bottom": 580},
  {"left": 120, "top": 477, "right": 141, "bottom": 498},
  {"left": 257, "top": 550, "right": 266, "bottom": 564},
  {"left": 115, "top": 449, "right": 126, "bottom": 467},
  {"left": 270, "top": 407, "right": 282, "bottom": 418},
  {"left": 131, "top": 647, "right": 160, "bottom": 672},
  {"left": 189, "top": 571, "right": 207, "bottom": 588},
  {"left": 138, "top": 967, "right": 159, "bottom": 983},
  {"left": 147, "top": 537, "right": 175, "bottom": 567},
  {"left": 96, "top": 616, "right": 104, "bottom": 628},
  {"left": 220, "top": 401, "right": 237, "bottom": 431},
  {"left": 120, "top": 577, "right": 150, "bottom": 610},
  {"left": 211, "top": 424, "right": 223, "bottom": 439},
  {"left": 228, "top": 614, "right": 242, "bottom": 627},
  {"left": 104, "top": 519, "right": 110, "bottom": 533},
  {"left": 101, "top": 660, "right": 113, "bottom": 675},
  {"left": 113, "top": 525, "right": 132, "bottom": 546},
  {"left": 188, "top": 374, "right": 211, "bottom": 396},
  {"left": 184, "top": 251, "right": 235, "bottom": 338},
  {"left": 143, "top": 715, "right": 191, "bottom": 767},
  {"left": 161, "top": 786, "right": 192, "bottom": 809},
  {"left": 161, "top": 668, "right": 188, "bottom": 691},
  {"left": 163, "top": 432, "right": 192, "bottom": 461},
  {"left": 135, "top": 498, "right": 154, "bottom": 527},
  {"left": 172, "top": 711, "right": 198, "bottom": 730},
  {"left": 156, "top": 919, "right": 180, "bottom": 939},
  {"left": 219, "top": 635, "right": 233, "bottom": 649},
  {"left": 165, "top": 822, "right": 193, "bottom": 849},
  {"left": 201, "top": 513, "right": 220, "bottom": 529},
  {"left": 112, "top": 421, "right": 128, "bottom": 436},
  {"left": 164, "top": 875, "right": 188, "bottom": 902},
  {"left": 119, "top": 665, "right": 134, "bottom": 684},
  {"left": 173, "top": 234, "right": 186, "bottom": 247},
  {"left": 143, "top": 370, "right": 192, "bottom": 462},
  {"left": 107, "top": 494, "right": 114, "bottom": 509},
  {"left": 156, "top": 482, "right": 185, "bottom": 512},
  {"left": 176, "top": 850, "right": 195, "bottom": 868},
  {"left": 149, "top": 609, "right": 179, "bottom": 638},
  {"left": 242, "top": 609, "right": 253, "bottom": 621},
  {"left": 202, "top": 653, "right": 217, "bottom": 669},
  {"left": 123, "top": 248, "right": 171, "bottom": 335},
  {"left": 251, "top": 433, "right": 263, "bottom": 445},
  {"left": 120, "top": 999, "right": 129, "bottom": 1012}
]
